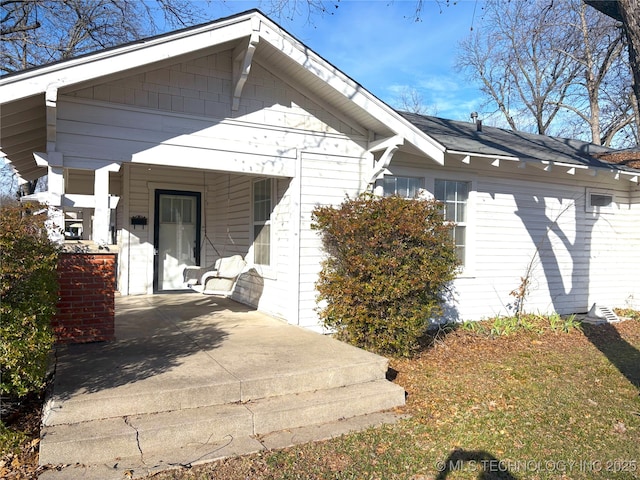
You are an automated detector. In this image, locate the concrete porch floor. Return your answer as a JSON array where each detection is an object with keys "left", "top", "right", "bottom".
[{"left": 39, "top": 294, "right": 406, "bottom": 479}]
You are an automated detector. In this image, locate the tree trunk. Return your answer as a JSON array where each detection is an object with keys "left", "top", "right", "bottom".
[
  {"left": 619, "top": 0, "right": 640, "bottom": 119},
  {"left": 585, "top": 0, "right": 640, "bottom": 128}
]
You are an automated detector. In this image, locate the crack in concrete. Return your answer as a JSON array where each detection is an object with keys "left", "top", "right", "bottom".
[
  {"left": 181, "top": 433, "right": 236, "bottom": 469},
  {"left": 123, "top": 416, "right": 146, "bottom": 465}
]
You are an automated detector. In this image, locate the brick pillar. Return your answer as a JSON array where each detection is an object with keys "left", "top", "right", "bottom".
[{"left": 53, "top": 252, "right": 117, "bottom": 343}]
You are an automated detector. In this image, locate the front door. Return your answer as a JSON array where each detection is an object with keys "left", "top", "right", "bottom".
[{"left": 154, "top": 190, "right": 201, "bottom": 292}]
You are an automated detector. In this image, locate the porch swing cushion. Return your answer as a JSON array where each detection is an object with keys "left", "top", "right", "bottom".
[{"left": 184, "top": 255, "right": 247, "bottom": 295}]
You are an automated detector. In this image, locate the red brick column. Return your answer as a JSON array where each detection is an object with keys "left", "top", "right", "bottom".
[{"left": 53, "top": 252, "right": 117, "bottom": 343}]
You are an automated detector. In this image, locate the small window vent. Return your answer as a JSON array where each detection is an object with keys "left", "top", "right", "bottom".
[
  {"left": 586, "top": 188, "right": 615, "bottom": 213},
  {"left": 590, "top": 194, "right": 612, "bottom": 207}
]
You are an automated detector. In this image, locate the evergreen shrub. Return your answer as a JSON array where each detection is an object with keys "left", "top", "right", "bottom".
[
  {"left": 0, "top": 203, "right": 58, "bottom": 397},
  {"left": 312, "top": 194, "right": 459, "bottom": 357}
]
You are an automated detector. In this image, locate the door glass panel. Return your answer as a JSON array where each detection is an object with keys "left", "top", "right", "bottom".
[{"left": 157, "top": 193, "right": 199, "bottom": 291}]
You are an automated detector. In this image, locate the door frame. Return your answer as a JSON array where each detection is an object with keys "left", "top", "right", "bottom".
[{"left": 153, "top": 189, "right": 202, "bottom": 292}]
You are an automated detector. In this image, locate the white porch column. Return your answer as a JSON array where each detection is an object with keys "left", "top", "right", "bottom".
[
  {"left": 43, "top": 85, "right": 66, "bottom": 242},
  {"left": 92, "top": 166, "right": 111, "bottom": 245},
  {"left": 47, "top": 152, "right": 65, "bottom": 243}
]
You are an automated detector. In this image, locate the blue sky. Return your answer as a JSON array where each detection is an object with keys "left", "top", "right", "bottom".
[{"left": 205, "top": 0, "right": 485, "bottom": 121}]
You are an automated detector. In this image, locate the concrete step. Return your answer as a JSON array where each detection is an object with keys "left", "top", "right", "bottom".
[
  {"left": 251, "top": 379, "right": 406, "bottom": 435},
  {"left": 38, "top": 411, "right": 407, "bottom": 480},
  {"left": 42, "top": 380, "right": 242, "bottom": 427},
  {"left": 39, "top": 379, "right": 405, "bottom": 467},
  {"left": 43, "top": 354, "right": 390, "bottom": 426}
]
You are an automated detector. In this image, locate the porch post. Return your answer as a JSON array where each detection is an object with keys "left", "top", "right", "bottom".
[
  {"left": 47, "top": 155, "right": 65, "bottom": 243},
  {"left": 93, "top": 166, "right": 111, "bottom": 245},
  {"left": 44, "top": 85, "right": 65, "bottom": 243}
]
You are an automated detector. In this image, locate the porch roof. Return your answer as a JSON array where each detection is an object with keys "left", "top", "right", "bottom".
[{"left": 0, "top": 9, "right": 445, "bottom": 182}]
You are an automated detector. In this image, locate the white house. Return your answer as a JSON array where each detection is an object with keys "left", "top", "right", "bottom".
[{"left": 1, "top": 9, "right": 639, "bottom": 330}]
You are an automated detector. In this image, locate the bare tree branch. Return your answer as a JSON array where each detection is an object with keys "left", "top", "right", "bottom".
[{"left": 456, "top": 0, "right": 638, "bottom": 147}]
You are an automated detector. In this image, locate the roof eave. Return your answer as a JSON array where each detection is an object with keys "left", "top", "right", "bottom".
[
  {"left": 0, "top": 12, "right": 260, "bottom": 104},
  {"left": 1, "top": 9, "right": 447, "bottom": 173}
]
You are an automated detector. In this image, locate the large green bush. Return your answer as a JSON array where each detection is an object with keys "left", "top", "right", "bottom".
[
  {"left": 312, "top": 194, "right": 459, "bottom": 357},
  {"left": 0, "top": 202, "right": 58, "bottom": 397}
]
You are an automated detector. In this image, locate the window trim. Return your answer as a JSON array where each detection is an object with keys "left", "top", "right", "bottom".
[
  {"left": 379, "top": 175, "right": 424, "bottom": 199},
  {"left": 251, "top": 177, "right": 276, "bottom": 277},
  {"left": 429, "top": 175, "right": 476, "bottom": 277},
  {"left": 375, "top": 169, "right": 476, "bottom": 277},
  {"left": 586, "top": 188, "right": 615, "bottom": 213}
]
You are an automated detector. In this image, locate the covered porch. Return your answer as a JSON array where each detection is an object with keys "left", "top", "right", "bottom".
[{"left": 39, "top": 293, "right": 406, "bottom": 479}]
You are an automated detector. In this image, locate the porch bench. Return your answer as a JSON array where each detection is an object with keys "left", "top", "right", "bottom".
[{"left": 183, "top": 255, "right": 247, "bottom": 296}]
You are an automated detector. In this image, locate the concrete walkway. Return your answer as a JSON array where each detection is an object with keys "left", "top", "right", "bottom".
[{"left": 39, "top": 294, "right": 405, "bottom": 479}]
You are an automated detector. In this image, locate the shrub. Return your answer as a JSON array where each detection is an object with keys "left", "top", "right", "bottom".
[
  {"left": 0, "top": 202, "right": 58, "bottom": 397},
  {"left": 312, "top": 194, "right": 459, "bottom": 357}
]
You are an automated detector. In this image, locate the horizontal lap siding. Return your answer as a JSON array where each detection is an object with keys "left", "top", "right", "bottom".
[
  {"left": 297, "top": 152, "right": 367, "bottom": 330},
  {"left": 125, "top": 166, "right": 208, "bottom": 294},
  {"left": 203, "top": 173, "right": 250, "bottom": 265},
  {"left": 466, "top": 179, "right": 587, "bottom": 320},
  {"left": 62, "top": 46, "right": 368, "bottom": 327},
  {"left": 230, "top": 176, "right": 293, "bottom": 320},
  {"left": 586, "top": 190, "right": 640, "bottom": 309},
  {"left": 270, "top": 178, "right": 294, "bottom": 318},
  {"left": 458, "top": 176, "right": 638, "bottom": 321},
  {"left": 383, "top": 153, "right": 640, "bottom": 321}
]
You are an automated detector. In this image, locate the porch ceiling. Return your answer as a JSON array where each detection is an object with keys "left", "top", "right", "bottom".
[{"left": 0, "top": 94, "right": 47, "bottom": 181}]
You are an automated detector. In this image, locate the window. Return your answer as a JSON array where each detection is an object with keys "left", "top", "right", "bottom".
[
  {"left": 381, "top": 176, "right": 423, "bottom": 198},
  {"left": 586, "top": 188, "right": 614, "bottom": 213},
  {"left": 435, "top": 179, "right": 469, "bottom": 265},
  {"left": 253, "top": 178, "right": 272, "bottom": 265},
  {"left": 160, "top": 195, "right": 194, "bottom": 223}
]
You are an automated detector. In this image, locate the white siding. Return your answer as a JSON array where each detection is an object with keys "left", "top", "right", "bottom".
[
  {"left": 388, "top": 151, "right": 640, "bottom": 321},
  {"left": 55, "top": 42, "right": 640, "bottom": 330},
  {"left": 62, "top": 48, "right": 369, "bottom": 329},
  {"left": 297, "top": 151, "right": 369, "bottom": 331},
  {"left": 230, "top": 176, "right": 296, "bottom": 321}
]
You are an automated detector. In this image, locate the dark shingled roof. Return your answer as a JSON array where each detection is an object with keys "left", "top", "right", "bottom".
[{"left": 399, "top": 112, "right": 639, "bottom": 173}]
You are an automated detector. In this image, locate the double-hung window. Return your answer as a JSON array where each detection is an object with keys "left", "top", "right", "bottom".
[
  {"left": 252, "top": 178, "right": 272, "bottom": 266},
  {"left": 435, "top": 179, "right": 469, "bottom": 265},
  {"left": 381, "top": 176, "right": 423, "bottom": 198}
]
